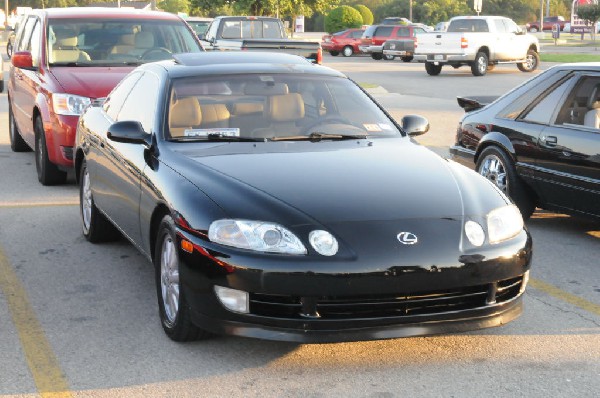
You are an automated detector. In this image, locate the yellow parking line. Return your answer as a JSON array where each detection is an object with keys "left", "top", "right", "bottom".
[
  {"left": 0, "top": 201, "right": 78, "bottom": 209},
  {"left": 530, "top": 278, "right": 600, "bottom": 317},
  {"left": 0, "top": 247, "right": 73, "bottom": 398}
]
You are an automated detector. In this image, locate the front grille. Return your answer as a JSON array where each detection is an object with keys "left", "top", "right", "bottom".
[{"left": 249, "top": 276, "right": 523, "bottom": 320}]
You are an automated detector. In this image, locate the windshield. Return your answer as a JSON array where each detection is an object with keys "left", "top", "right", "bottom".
[
  {"left": 167, "top": 73, "right": 401, "bottom": 141},
  {"left": 48, "top": 18, "right": 202, "bottom": 66}
]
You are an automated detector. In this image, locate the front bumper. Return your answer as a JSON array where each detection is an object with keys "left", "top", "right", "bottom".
[
  {"left": 46, "top": 113, "right": 78, "bottom": 168},
  {"left": 176, "top": 226, "right": 532, "bottom": 343}
]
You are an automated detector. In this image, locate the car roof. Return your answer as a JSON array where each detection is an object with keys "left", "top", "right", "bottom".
[
  {"left": 30, "top": 7, "right": 180, "bottom": 20},
  {"left": 147, "top": 52, "right": 346, "bottom": 79}
]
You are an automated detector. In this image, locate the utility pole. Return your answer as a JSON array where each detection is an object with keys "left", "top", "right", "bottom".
[
  {"left": 540, "top": 0, "right": 544, "bottom": 31},
  {"left": 409, "top": 0, "right": 412, "bottom": 22}
]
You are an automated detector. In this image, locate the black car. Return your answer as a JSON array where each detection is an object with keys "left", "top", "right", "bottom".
[
  {"left": 451, "top": 63, "right": 600, "bottom": 220},
  {"left": 75, "top": 52, "right": 531, "bottom": 343}
]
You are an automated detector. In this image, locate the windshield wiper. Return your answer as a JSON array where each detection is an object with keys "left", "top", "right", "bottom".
[
  {"left": 50, "top": 62, "right": 97, "bottom": 67},
  {"left": 272, "top": 132, "right": 368, "bottom": 142},
  {"left": 171, "top": 134, "right": 265, "bottom": 142}
]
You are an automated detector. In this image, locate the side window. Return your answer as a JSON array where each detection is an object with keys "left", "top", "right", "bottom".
[
  {"left": 351, "top": 30, "right": 363, "bottom": 38},
  {"left": 396, "top": 27, "right": 409, "bottom": 37},
  {"left": 494, "top": 20, "right": 507, "bottom": 33},
  {"left": 504, "top": 19, "right": 520, "bottom": 34},
  {"left": 117, "top": 72, "right": 160, "bottom": 133},
  {"left": 29, "top": 20, "right": 41, "bottom": 67},
  {"left": 555, "top": 76, "right": 600, "bottom": 127},
  {"left": 16, "top": 16, "right": 37, "bottom": 52},
  {"left": 413, "top": 28, "right": 425, "bottom": 36},
  {"left": 522, "top": 80, "right": 572, "bottom": 125},
  {"left": 376, "top": 27, "right": 393, "bottom": 37},
  {"left": 104, "top": 72, "right": 143, "bottom": 120}
]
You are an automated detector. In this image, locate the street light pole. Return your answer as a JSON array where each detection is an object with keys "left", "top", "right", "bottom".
[{"left": 409, "top": 0, "right": 412, "bottom": 22}]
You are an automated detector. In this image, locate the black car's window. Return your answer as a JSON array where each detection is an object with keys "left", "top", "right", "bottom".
[
  {"left": 104, "top": 72, "right": 143, "bottom": 120},
  {"left": 496, "top": 70, "right": 571, "bottom": 119},
  {"left": 117, "top": 72, "right": 160, "bottom": 133},
  {"left": 521, "top": 81, "right": 571, "bottom": 124},
  {"left": 167, "top": 74, "right": 401, "bottom": 140},
  {"left": 555, "top": 75, "right": 600, "bottom": 129},
  {"left": 48, "top": 18, "right": 201, "bottom": 66}
]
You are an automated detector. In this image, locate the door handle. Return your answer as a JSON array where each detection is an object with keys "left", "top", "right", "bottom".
[{"left": 543, "top": 135, "right": 558, "bottom": 147}]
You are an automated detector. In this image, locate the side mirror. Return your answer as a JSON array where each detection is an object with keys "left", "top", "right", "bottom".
[
  {"left": 401, "top": 115, "right": 429, "bottom": 137},
  {"left": 12, "top": 51, "right": 35, "bottom": 70},
  {"left": 107, "top": 121, "right": 151, "bottom": 147}
]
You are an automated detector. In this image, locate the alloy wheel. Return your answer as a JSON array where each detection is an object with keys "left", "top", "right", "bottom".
[
  {"left": 479, "top": 154, "right": 508, "bottom": 193},
  {"left": 160, "top": 235, "right": 180, "bottom": 325}
]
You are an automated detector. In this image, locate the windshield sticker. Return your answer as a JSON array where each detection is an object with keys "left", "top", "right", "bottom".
[
  {"left": 184, "top": 128, "right": 241, "bottom": 137},
  {"left": 363, "top": 123, "right": 383, "bottom": 132},
  {"left": 378, "top": 123, "right": 393, "bottom": 130}
]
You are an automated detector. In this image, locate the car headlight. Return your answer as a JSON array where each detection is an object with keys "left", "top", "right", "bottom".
[
  {"left": 208, "top": 219, "right": 307, "bottom": 254},
  {"left": 487, "top": 204, "right": 524, "bottom": 244},
  {"left": 52, "top": 93, "right": 91, "bottom": 116}
]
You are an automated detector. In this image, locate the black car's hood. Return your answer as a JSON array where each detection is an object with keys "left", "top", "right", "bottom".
[{"left": 173, "top": 139, "right": 475, "bottom": 223}]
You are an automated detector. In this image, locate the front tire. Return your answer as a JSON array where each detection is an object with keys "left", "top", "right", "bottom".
[
  {"left": 80, "top": 160, "right": 121, "bottom": 242},
  {"left": 342, "top": 46, "right": 353, "bottom": 57},
  {"left": 476, "top": 146, "right": 536, "bottom": 219},
  {"left": 471, "top": 52, "right": 488, "bottom": 76},
  {"left": 425, "top": 62, "right": 442, "bottom": 76},
  {"left": 517, "top": 49, "right": 540, "bottom": 72},
  {"left": 9, "top": 102, "right": 30, "bottom": 152},
  {"left": 329, "top": 50, "right": 339, "bottom": 56},
  {"left": 155, "top": 215, "right": 211, "bottom": 342},
  {"left": 401, "top": 56, "right": 413, "bottom": 62},
  {"left": 371, "top": 53, "right": 383, "bottom": 60},
  {"left": 34, "top": 117, "right": 67, "bottom": 185}
]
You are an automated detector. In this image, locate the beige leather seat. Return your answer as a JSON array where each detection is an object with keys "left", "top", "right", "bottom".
[
  {"left": 584, "top": 84, "right": 600, "bottom": 129},
  {"left": 51, "top": 29, "right": 91, "bottom": 63},
  {"left": 132, "top": 31, "right": 154, "bottom": 57},
  {"left": 169, "top": 98, "right": 202, "bottom": 137},
  {"left": 252, "top": 93, "right": 305, "bottom": 138},
  {"left": 109, "top": 33, "right": 135, "bottom": 55},
  {"left": 199, "top": 104, "right": 230, "bottom": 129}
]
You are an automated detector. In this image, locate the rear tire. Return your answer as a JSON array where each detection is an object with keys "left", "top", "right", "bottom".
[
  {"left": 517, "top": 49, "right": 539, "bottom": 72},
  {"left": 471, "top": 52, "right": 488, "bottom": 76},
  {"left": 329, "top": 50, "right": 339, "bottom": 56},
  {"left": 371, "top": 53, "right": 383, "bottom": 60},
  {"left": 80, "top": 160, "right": 121, "bottom": 243},
  {"left": 425, "top": 62, "right": 442, "bottom": 76},
  {"left": 155, "top": 215, "right": 211, "bottom": 342},
  {"left": 401, "top": 56, "right": 413, "bottom": 62},
  {"left": 342, "top": 46, "right": 353, "bottom": 57},
  {"left": 34, "top": 117, "right": 67, "bottom": 186},
  {"left": 9, "top": 102, "right": 31, "bottom": 152},
  {"left": 476, "top": 146, "right": 536, "bottom": 219}
]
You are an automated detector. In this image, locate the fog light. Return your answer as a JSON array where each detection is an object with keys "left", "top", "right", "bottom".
[
  {"left": 465, "top": 220, "right": 485, "bottom": 246},
  {"left": 214, "top": 286, "right": 249, "bottom": 313},
  {"left": 520, "top": 271, "right": 530, "bottom": 294}
]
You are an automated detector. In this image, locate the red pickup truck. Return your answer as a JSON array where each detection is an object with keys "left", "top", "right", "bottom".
[
  {"left": 359, "top": 24, "right": 427, "bottom": 60},
  {"left": 526, "top": 16, "right": 567, "bottom": 32}
]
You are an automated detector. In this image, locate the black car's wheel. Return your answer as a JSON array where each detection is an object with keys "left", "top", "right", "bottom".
[
  {"left": 476, "top": 146, "right": 536, "bottom": 219},
  {"left": 80, "top": 160, "right": 121, "bottom": 242},
  {"left": 383, "top": 54, "right": 395, "bottom": 60},
  {"left": 425, "top": 62, "right": 442, "bottom": 76},
  {"left": 9, "top": 102, "right": 31, "bottom": 152},
  {"left": 371, "top": 53, "right": 383, "bottom": 60},
  {"left": 517, "top": 49, "right": 540, "bottom": 72},
  {"left": 155, "top": 215, "right": 211, "bottom": 342},
  {"left": 342, "top": 46, "right": 353, "bottom": 57},
  {"left": 471, "top": 52, "right": 488, "bottom": 76},
  {"left": 329, "top": 50, "right": 339, "bottom": 56},
  {"left": 34, "top": 117, "right": 67, "bottom": 186},
  {"left": 401, "top": 56, "right": 413, "bottom": 62}
]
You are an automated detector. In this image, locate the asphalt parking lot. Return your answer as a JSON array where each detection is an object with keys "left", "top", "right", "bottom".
[{"left": 1, "top": 52, "right": 599, "bottom": 397}]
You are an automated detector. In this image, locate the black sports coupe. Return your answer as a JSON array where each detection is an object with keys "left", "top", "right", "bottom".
[
  {"left": 75, "top": 52, "right": 532, "bottom": 343},
  {"left": 451, "top": 63, "right": 600, "bottom": 220}
]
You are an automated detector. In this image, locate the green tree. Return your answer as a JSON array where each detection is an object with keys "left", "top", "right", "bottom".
[
  {"left": 159, "top": 0, "right": 190, "bottom": 14},
  {"left": 325, "top": 5, "right": 363, "bottom": 33},
  {"left": 354, "top": 4, "right": 374, "bottom": 25},
  {"left": 189, "top": 0, "right": 233, "bottom": 17},
  {"left": 576, "top": 4, "right": 600, "bottom": 40}
]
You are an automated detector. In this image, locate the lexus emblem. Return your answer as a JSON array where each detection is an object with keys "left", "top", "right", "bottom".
[{"left": 397, "top": 232, "right": 418, "bottom": 245}]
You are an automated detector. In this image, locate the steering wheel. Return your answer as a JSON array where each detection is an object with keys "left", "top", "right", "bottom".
[
  {"left": 140, "top": 47, "right": 172, "bottom": 60},
  {"left": 300, "top": 115, "right": 357, "bottom": 134}
]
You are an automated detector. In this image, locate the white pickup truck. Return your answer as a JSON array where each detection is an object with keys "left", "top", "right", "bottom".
[{"left": 414, "top": 16, "right": 540, "bottom": 76}]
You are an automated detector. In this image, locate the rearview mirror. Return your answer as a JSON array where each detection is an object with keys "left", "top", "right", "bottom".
[{"left": 401, "top": 115, "right": 429, "bottom": 137}]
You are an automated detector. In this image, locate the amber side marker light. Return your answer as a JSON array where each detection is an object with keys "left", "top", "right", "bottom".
[
  {"left": 181, "top": 239, "right": 194, "bottom": 253},
  {"left": 587, "top": 231, "right": 600, "bottom": 239}
]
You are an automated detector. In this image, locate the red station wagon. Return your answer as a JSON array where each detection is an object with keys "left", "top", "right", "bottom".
[
  {"left": 321, "top": 28, "right": 365, "bottom": 57},
  {"left": 8, "top": 7, "right": 203, "bottom": 185}
]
